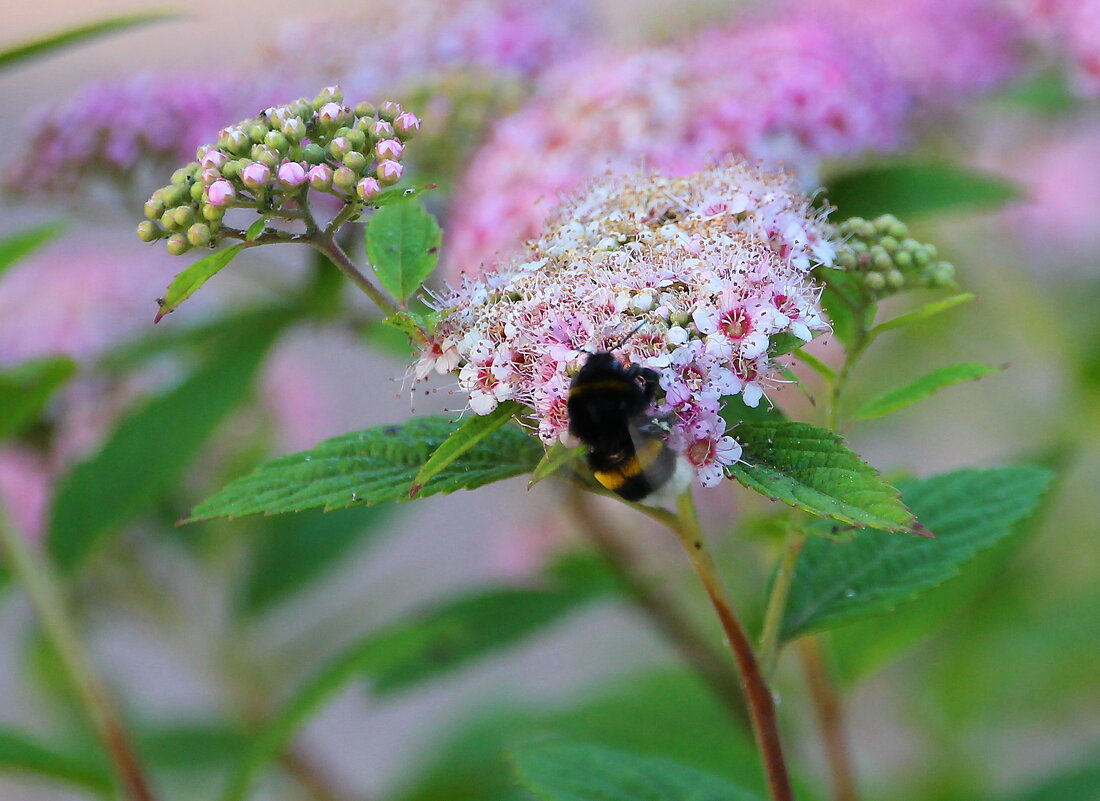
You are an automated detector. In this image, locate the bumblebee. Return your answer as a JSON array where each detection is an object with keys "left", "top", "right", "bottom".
[{"left": 567, "top": 350, "right": 678, "bottom": 501}]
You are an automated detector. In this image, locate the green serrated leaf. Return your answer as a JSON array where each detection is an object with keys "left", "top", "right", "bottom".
[
  {"left": 0, "top": 727, "right": 110, "bottom": 795},
  {"left": 870, "top": 292, "right": 975, "bottom": 337},
  {"left": 814, "top": 268, "right": 868, "bottom": 350},
  {"left": 47, "top": 311, "right": 288, "bottom": 570},
  {"left": 853, "top": 362, "right": 1001, "bottom": 421},
  {"left": 155, "top": 244, "right": 246, "bottom": 323},
  {"left": 0, "top": 357, "right": 77, "bottom": 442},
  {"left": 512, "top": 742, "right": 763, "bottom": 801},
  {"left": 371, "top": 184, "right": 437, "bottom": 206},
  {"left": 390, "top": 670, "right": 768, "bottom": 801},
  {"left": 0, "top": 221, "right": 65, "bottom": 279},
  {"left": 529, "top": 443, "right": 583, "bottom": 488},
  {"left": 190, "top": 415, "right": 543, "bottom": 521},
  {"left": 410, "top": 402, "right": 522, "bottom": 497},
  {"left": 0, "top": 11, "right": 178, "bottom": 70},
  {"left": 825, "top": 161, "right": 1020, "bottom": 219},
  {"left": 239, "top": 504, "right": 393, "bottom": 615},
  {"left": 221, "top": 567, "right": 612, "bottom": 801},
  {"left": 245, "top": 218, "right": 267, "bottom": 242},
  {"left": 728, "top": 421, "right": 914, "bottom": 532},
  {"left": 720, "top": 395, "right": 787, "bottom": 428},
  {"left": 366, "top": 200, "right": 442, "bottom": 300},
  {"left": 779, "top": 466, "right": 1052, "bottom": 642}
]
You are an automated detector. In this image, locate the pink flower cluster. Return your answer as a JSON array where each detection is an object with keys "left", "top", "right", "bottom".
[
  {"left": 265, "top": 0, "right": 595, "bottom": 99},
  {"left": 802, "top": 0, "right": 1024, "bottom": 102},
  {"left": 417, "top": 160, "right": 834, "bottom": 488},
  {"left": 1020, "top": 0, "right": 1100, "bottom": 95},
  {"left": 5, "top": 73, "right": 273, "bottom": 197},
  {"left": 443, "top": 14, "right": 908, "bottom": 275}
]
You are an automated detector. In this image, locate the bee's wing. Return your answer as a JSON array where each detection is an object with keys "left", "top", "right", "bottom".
[{"left": 624, "top": 418, "right": 678, "bottom": 499}]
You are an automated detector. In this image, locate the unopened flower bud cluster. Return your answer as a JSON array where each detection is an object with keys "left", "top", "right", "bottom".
[
  {"left": 832, "top": 214, "right": 955, "bottom": 297},
  {"left": 416, "top": 159, "right": 836, "bottom": 488},
  {"left": 136, "top": 86, "right": 420, "bottom": 255}
]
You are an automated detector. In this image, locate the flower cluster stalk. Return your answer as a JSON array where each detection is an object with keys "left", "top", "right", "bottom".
[
  {"left": 0, "top": 505, "right": 156, "bottom": 801},
  {"left": 646, "top": 493, "right": 793, "bottom": 801}
]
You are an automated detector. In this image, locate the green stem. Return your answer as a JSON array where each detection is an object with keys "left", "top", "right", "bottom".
[
  {"left": 312, "top": 236, "right": 399, "bottom": 317},
  {"left": 758, "top": 530, "right": 807, "bottom": 676},
  {"left": 799, "top": 638, "right": 859, "bottom": 801},
  {"left": 663, "top": 491, "right": 794, "bottom": 801},
  {"left": 0, "top": 506, "right": 156, "bottom": 801},
  {"left": 564, "top": 487, "right": 748, "bottom": 727}
]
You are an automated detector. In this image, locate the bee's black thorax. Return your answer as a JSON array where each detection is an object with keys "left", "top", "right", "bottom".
[{"left": 567, "top": 351, "right": 675, "bottom": 501}]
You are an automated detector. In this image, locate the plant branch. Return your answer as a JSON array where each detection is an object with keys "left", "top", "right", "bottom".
[
  {"left": 665, "top": 490, "right": 794, "bottom": 801},
  {"left": 799, "top": 637, "right": 858, "bottom": 801},
  {"left": 0, "top": 505, "right": 157, "bottom": 801},
  {"left": 564, "top": 487, "right": 748, "bottom": 727},
  {"left": 312, "top": 235, "right": 399, "bottom": 317},
  {"left": 758, "top": 529, "right": 807, "bottom": 676}
]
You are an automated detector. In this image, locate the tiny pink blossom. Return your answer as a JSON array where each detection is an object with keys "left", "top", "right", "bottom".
[
  {"left": 356, "top": 176, "right": 382, "bottom": 200},
  {"left": 316, "top": 102, "right": 346, "bottom": 125},
  {"left": 308, "top": 163, "right": 334, "bottom": 190},
  {"left": 393, "top": 112, "right": 421, "bottom": 136},
  {"left": 374, "top": 138, "right": 405, "bottom": 160},
  {"left": 276, "top": 160, "right": 308, "bottom": 187},
  {"left": 205, "top": 178, "right": 237, "bottom": 206},
  {"left": 241, "top": 161, "right": 271, "bottom": 189},
  {"left": 376, "top": 160, "right": 404, "bottom": 184}
]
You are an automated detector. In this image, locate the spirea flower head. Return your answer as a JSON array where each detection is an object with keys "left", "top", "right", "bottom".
[
  {"left": 137, "top": 87, "right": 419, "bottom": 256},
  {"left": 443, "top": 14, "right": 909, "bottom": 275},
  {"left": 416, "top": 159, "right": 835, "bottom": 489},
  {"left": 5, "top": 73, "right": 272, "bottom": 198}
]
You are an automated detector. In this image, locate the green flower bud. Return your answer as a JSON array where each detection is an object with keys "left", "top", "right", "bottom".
[
  {"left": 201, "top": 203, "right": 225, "bottom": 221},
  {"left": 166, "top": 233, "right": 190, "bottom": 255},
  {"left": 864, "top": 271, "right": 886, "bottom": 291},
  {"left": 171, "top": 164, "right": 196, "bottom": 186},
  {"left": 835, "top": 249, "right": 857, "bottom": 270},
  {"left": 281, "top": 117, "right": 305, "bottom": 142},
  {"left": 885, "top": 269, "right": 905, "bottom": 290},
  {"left": 292, "top": 99, "right": 313, "bottom": 119},
  {"left": 189, "top": 181, "right": 205, "bottom": 202},
  {"left": 144, "top": 197, "right": 166, "bottom": 220},
  {"left": 136, "top": 220, "right": 162, "bottom": 242},
  {"left": 222, "top": 159, "right": 242, "bottom": 180},
  {"left": 173, "top": 205, "right": 196, "bottom": 227},
  {"left": 264, "top": 131, "right": 289, "bottom": 153},
  {"left": 256, "top": 147, "right": 280, "bottom": 168},
  {"left": 893, "top": 250, "right": 913, "bottom": 269},
  {"left": 333, "top": 165, "right": 357, "bottom": 190},
  {"left": 161, "top": 184, "right": 188, "bottom": 207},
  {"left": 345, "top": 128, "right": 367, "bottom": 150},
  {"left": 913, "top": 246, "right": 931, "bottom": 266},
  {"left": 342, "top": 150, "right": 367, "bottom": 172},
  {"left": 878, "top": 235, "right": 898, "bottom": 253},
  {"left": 248, "top": 122, "right": 270, "bottom": 144},
  {"left": 929, "top": 261, "right": 956, "bottom": 287},
  {"left": 924, "top": 243, "right": 938, "bottom": 260},
  {"left": 187, "top": 222, "right": 212, "bottom": 247},
  {"left": 873, "top": 214, "right": 900, "bottom": 235},
  {"left": 354, "top": 101, "right": 376, "bottom": 118},
  {"left": 887, "top": 218, "right": 908, "bottom": 239},
  {"left": 870, "top": 246, "right": 892, "bottom": 270},
  {"left": 850, "top": 240, "right": 868, "bottom": 255},
  {"left": 298, "top": 145, "right": 322, "bottom": 166},
  {"left": 315, "top": 85, "right": 344, "bottom": 106}
]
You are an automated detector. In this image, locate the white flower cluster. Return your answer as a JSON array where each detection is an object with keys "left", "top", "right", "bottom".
[{"left": 418, "top": 159, "right": 835, "bottom": 487}]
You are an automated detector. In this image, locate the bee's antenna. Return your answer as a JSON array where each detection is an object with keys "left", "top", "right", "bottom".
[{"left": 611, "top": 321, "right": 647, "bottom": 351}]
